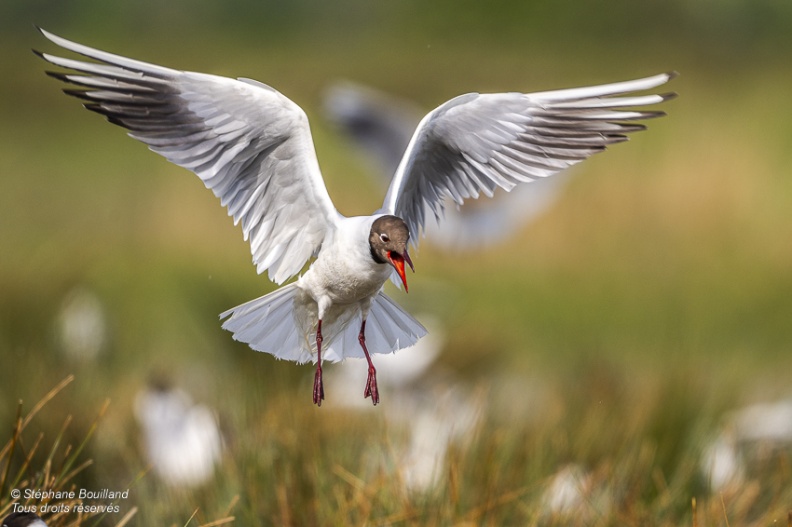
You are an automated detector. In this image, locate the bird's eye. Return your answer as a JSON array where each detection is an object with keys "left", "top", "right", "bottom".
[{"left": 380, "top": 233, "right": 390, "bottom": 243}]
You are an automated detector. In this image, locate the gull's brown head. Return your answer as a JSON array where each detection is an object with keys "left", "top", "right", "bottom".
[{"left": 369, "top": 215, "right": 414, "bottom": 291}]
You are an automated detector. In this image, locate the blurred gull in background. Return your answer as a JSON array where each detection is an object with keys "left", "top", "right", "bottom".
[
  {"left": 56, "top": 286, "right": 107, "bottom": 361},
  {"left": 396, "top": 382, "right": 481, "bottom": 493},
  {"left": 729, "top": 398, "right": 792, "bottom": 442},
  {"left": 134, "top": 381, "right": 223, "bottom": 487},
  {"left": 540, "top": 464, "right": 611, "bottom": 520},
  {"left": 701, "top": 431, "right": 744, "bottom": 491},
  {"left": 328, "top": 315, "right": 444, "bottom": 409},
  {"left": 542, "top": 464, "right": 591, "bottom": 516},
  {"left": 322, "top": 80, "right": 570, "bottom": 250},
  {"left": 701, "top": 398, "right": 792, "bottom": 491},
  {"left": 328, "top": 317, "right": 482, "bottom": 493},
  {"left": 322, "top": 81, "right": 422, "bottom": 177}
]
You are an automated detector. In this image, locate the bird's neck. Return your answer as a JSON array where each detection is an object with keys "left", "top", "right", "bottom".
[{"left": 369, "top": 243, "right": 387, "bottom": 265}]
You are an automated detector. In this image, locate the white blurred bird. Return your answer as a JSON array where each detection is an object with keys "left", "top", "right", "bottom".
[
  {"left": 542, "top": 464, "right": 593, "bottom": 516},
  {"left": 540, "top": 464, "right": 612, "bottom": 521},
  {"left": 328, "top": 315, "right": 444, "bottom": 409},
  {"left": 701, "top": 431, "right": 744, "bottom": 491},
  {"left": 702, "top": 398, "right": 792, "bottom": 491},
  {"left": 134, "top": 382, "right": 222, "bottom": 487},
  {"left": 56, "top": 286, "right": 107, "bottom": 361},
  {"left": 37, "top": 28, "right": 675, "bottom": 406},
  {"left": 328, "top": 317, "right": 481, "bottom": 492}
]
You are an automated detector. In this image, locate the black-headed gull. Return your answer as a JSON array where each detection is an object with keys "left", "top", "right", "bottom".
[{"left": 36, "top": 28, "right": 675, "bottom": 406}]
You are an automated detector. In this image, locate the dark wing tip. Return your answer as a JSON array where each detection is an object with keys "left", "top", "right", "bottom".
[
  {"left": 83, "top": 102, "right": 110, "bottom": 117},
  {"left": 63, "top": 88, "right": 94, "bottom": 102},
  {"left": 45, "top": 70, "right": 71, "bottom": 83},
  {"left": 83, "top": 104, "right": 124, "bottom": 127}
]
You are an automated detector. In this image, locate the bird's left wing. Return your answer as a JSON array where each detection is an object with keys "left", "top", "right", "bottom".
[
  {"left": 36, "top": 28, "right": 340, "bottom": 284},
  {"left": 381, "top": 72, "right": 676, "bottom": 243}
]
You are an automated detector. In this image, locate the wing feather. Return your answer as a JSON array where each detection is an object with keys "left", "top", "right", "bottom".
[
  {"left": 381, "top": 73, "right": 677, "bottom": 241},
  {"left": 37, "top": 28, "right": 339, "bottom": 284}
]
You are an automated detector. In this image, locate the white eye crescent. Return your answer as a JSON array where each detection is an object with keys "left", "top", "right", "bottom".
[{"left": 380, "top": 233, "right": 390, "bottom": 243}]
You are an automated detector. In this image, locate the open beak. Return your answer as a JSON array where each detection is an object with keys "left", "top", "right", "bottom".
[{"left": 387, "top": 249, "right": 415, "bottom": 292}]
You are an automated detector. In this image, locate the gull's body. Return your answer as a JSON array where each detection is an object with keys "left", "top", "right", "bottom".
[
  {"left": 228, "top": 214, "right": 420, "bottom": 369},
  {"left": 300, "top": 215, "right": 393, "bottom": 310},
  {"left": 37, "top": 28, "right": 675, "bottom": 405}
]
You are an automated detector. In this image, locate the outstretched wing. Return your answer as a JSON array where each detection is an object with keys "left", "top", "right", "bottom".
[
  {"left": 37, "top": 28, "right": 340, "bottom": 284},
  {"left": 381, "top": 72, "right": 677, "bottom": 243}
]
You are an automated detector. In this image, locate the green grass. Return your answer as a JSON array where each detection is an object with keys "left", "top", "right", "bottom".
[{"left": 2, "top": 6, "right": 792, "bottom": 525}]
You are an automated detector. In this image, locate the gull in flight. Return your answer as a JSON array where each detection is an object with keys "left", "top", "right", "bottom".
[{"left": 36, "top": 28, "right": 675, "bottom": 406}]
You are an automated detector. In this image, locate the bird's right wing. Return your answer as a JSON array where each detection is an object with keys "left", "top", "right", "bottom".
[{"left": 36, "top": 28, "right": 340, "bottom": 284}]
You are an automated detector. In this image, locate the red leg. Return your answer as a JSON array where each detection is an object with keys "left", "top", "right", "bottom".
[
  {"left": 313, "top": 320, "right": 325, "bottom": 406},
  {"left": 358, "top": 320, "right": 380, "bottom": 405}
]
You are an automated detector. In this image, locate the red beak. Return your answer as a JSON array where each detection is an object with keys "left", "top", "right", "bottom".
[{"left": 388, "top": 249, "right": 414, "bottom": 292}]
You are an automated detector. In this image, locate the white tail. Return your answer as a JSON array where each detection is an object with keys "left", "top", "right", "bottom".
[{"left": 220, "top": 284, "right": 427, "bottom": 364}]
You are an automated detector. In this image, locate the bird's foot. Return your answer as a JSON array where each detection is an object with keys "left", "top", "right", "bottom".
[
  {"left": 364, "top": 367, "right": 379, "bottom": 406},
  {"left": 313, "top": 368, "right": 325, "bottom": 406}
]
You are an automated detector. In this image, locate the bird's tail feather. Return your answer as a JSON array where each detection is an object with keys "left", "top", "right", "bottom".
[
  {"left": 220, "top": 284, "right": 313, "bottom": 363},
  {"left": 362, "top": 291, "right": 428, "bottom": 356},
  {"left": 220, "top": 285, "right": 428, "bottom": 364}
]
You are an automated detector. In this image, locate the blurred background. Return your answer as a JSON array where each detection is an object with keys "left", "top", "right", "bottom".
[{"left": 2, "top": 1, "right": 792, "bottom": 525}]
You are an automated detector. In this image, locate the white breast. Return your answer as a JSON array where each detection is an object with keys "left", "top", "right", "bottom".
[{"left": 299, "top": 215, "right": 391, "bottom": 305}]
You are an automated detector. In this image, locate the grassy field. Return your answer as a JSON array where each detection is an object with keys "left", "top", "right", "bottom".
[{"left": 2, "top": 3, "right": 792, "bottom": 525}]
